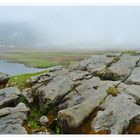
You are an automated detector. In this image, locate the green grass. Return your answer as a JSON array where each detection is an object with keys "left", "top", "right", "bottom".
[
  {"left": 17, "top": 96, "right": 28, "bottom": 104},
  {"left": 122, "top": 50, "right": 136, "bottom": 55},
  {"left": 8, "top": 70, "right": 48, "bottom": 90},
  {"left": 55, "top": 126, "right": 61, "bottom": 134},
  {"left": 27, "top": 102, "right": 43, "bottom": 129},
  {"left": 0, "top": 48, "right": 136, "bottom": 69},
  {"left": 0, "top": 51, "right": 91, "bottom": 68}
]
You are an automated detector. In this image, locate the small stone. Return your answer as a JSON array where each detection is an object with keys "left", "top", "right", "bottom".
[
  {"left": 39, "top": 116, "right": 49, "bottom": 125},
  {"left": 36, "top": 130, "right": 51, "bottom": 134},
  {"left": 16, "top": 102, "right": 29, "bottom": 112}
]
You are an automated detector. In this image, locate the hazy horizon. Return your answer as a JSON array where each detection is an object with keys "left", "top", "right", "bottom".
[{"left": 0, "top": 6, "right": 140, "bottom": 50}]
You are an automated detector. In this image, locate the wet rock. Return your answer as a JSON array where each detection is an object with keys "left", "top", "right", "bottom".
[
  {"left": 0, "top": 103, "right": 29, "bottom": 134},
  {"left": 22, "top": 88, "right": 33, "bottom": 103},
  {"left": 39, "top": 116, "right": 49, "bottom": 125},
  {"left": 57, "top": 77, "right": 119, "bottom": 133},
  {"left": 0, "top": 72, "right": 9, "bottom": 86},
  {"left": 0, "top": 87, "right": 21, "bottom": 108}
]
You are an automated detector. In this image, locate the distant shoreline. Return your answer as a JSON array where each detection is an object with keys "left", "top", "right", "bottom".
[{"left": 0, "top": 47, "right": 138, "bottom": 69}]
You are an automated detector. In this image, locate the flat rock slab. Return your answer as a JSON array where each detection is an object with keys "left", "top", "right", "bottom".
[
  {"left": 57, "top": 77, "right": 119, "bottom": 133},
  {"left": 0, "top": 87, "right": 21, "bottom": 108},
  {"left": 0, "top": 103, "right": 29, "bottom": 134},
  {"left": 68, "top": 70, "right": 89, "bottom": 81},
  {"left": 97, "top": 54, "right": 140, "bottom": 81},
  {"left": 69, "top": 55, "right": 113, "bottom": 74},
  {"left": 35, "top": 74, "right": 75, "bottom": 110},
  {"left": 91, "top": 83, "right": 140, "bottom": 134},
  {"left": 126, "top": 67, "right": 140, "bottom": 85},
  {"left": 26, "top": 68, "right": 68, "bottom": 91}
]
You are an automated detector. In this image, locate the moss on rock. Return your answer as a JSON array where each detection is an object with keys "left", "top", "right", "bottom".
[{"left": 106, "top": 86, "right": 118, "bottom": 97}]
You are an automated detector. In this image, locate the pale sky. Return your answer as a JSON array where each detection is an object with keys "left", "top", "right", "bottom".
[{"left": 0, "top": 6, "right": 140, "bottom": 49}]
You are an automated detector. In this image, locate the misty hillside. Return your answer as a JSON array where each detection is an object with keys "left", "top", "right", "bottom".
[{"left": 0, "top": 22, "right": 40, "bottom": 48}]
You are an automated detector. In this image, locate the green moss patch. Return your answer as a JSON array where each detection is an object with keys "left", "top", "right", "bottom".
[
  {"left": 106, "top": 86, "right": 118, "bottom": 97},
  {"left": 8, "top": 70, "right": 48, "bottom": 90}
]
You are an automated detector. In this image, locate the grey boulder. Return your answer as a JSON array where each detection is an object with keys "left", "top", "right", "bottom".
[
  {"left": 0, "top": 72, "right": 9, "bottom": 86},
  {"left": 57, "top": 77, "right": 119, "bottom": 133},
  {"left": 91, "top": 83, "right": 140, "bottom": 134},
  {"left": 0, "top": 87, "right": 21, "bottom": 108},
  {"left": 39, "top": 116, "right": 49, "bottom": 125},
  {"left": 0, "top": 103, "right": 29, "bottom": 134}
]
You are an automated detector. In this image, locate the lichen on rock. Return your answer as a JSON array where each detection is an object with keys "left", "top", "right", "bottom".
[{"left": 106, "top": 86, "right": 119, "bottom": 97}]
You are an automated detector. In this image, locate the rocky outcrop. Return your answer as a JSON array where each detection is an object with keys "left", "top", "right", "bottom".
[
  {"left": 69, "top": 55, "right": 113, "bottom": 74},
  {"left": 126, "top": 67, "right": 140, "bottom": 85},
  {"left": 0, "top": 103, "right": 29, "bottom": 134},
  {"left": 35, "top": 74, "right": 75, "bottom": 111},
  {"left": 0, "top": 72, "right": 9, "bottom": 87},
  {"left": 1, "top": 52, "right": 140, "bottom": 134},
  {"left": 0, "top": 86, "right": 29, "bottom": 134},
  {"left": 91, "top": 83, "right": 140, "bottom": 134},
  {"left": 0, "top": 87, "right": 21, "bottom": 108},
  {"left": 23, "top": 53, "right": 140, "bottom": 134},
  {"left": 97, "top": 54, "right": 140, "bottom": 81},
  {"left": 57, "top": 77, "right": 119, "bottom": 133},
  {"left": 26, "top": 52, "right": 140, "bottom": 134}
]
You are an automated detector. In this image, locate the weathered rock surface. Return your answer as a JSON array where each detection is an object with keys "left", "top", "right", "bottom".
[
  {"left": 57, "top": 77, "right": 119, "bottom": 133},
  {"left": 69, "top": 55, "right": 113, "bottom": 74},
  {"left": 26, "top": 68, "right": 68, "bottom": 91},
  {"left": 0, "top": 87, "right": 21, "bottom": 108},
  {"left": 68, "top": 70, "right": 89, "bottom": 81},
  {"left": 91, "top": 83, "right": 140, "bottom": 134},
  {"left": 97, "top": 54, "right": 140, "bottom": 81},
  {"left": 126, "top": 67, "right": 140, "bottom": 85},
  {"left": 47, "top": 65, "right": 63, "bottom": 72},
  {"left": 0, "top": 72, "right": 9, "bottom": 86},
  {"left": 1, "top": 52, "right": 140, "bottom": 134},
  {"left": 35, "top": 74, "right": 75, "bottom": 110},
  {"left": 22, "top": 88, "right": 33, "bottom": 103},
  {"left": 0, "top": 103, "right": 29, "bottom": 134},
  {"left": 25, "top": 52, "right": 140, "bottom": 134}
]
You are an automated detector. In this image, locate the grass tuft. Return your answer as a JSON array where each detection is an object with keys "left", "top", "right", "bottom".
[{"left": 8, "top": 70, "right": 48, "bottom": 90}]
